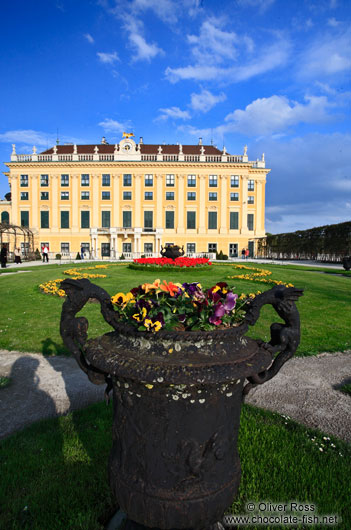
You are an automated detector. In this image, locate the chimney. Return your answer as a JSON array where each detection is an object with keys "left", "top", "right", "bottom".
[
  {"left": 101, "top": 136, "right": 107, "bottom": 144},
  {"left": 198, "top": 137, "right": 202, "bottom": 145},
  {"left": 139, "top": 137, "right": 143, "bottom": 144}
]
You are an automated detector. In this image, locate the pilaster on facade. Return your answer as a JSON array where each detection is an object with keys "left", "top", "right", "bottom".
[
  {"left": 71, "top": 175, "right": 79, "bottom": 231},
  {"left": 198, "top": 175, "right": 206, "bottom": 233},
  {"left": 155, "top": 174, "right": 163, "bottom": 228},
  {"left": 177, "top": 175, "right": 185, "bottom": 233},
  {"left": 219, "top": 175, "right": 227, "bottom": 234},
  {"left": 241, "top": 175, "right": 249, "bottom": 234},
  {"left": 92, "top": 174, "right": 99, "bottom": 227},
  {"left": 51, "top": 175, "right": 59, "bottom": 232},
  {"left": 112, "top": 174, "right": 121, "bottom": 227},
  {"left": 31, "top": 175, "right": 39, "bottom": 229}
]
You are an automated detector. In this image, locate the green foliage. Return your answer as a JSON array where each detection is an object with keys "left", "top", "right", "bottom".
[
  {"left": 75, "top": 252, "right": 81, "bottom": 260},
  {"left": 0, "top": 376, "right": 11, "bottom": 389},
  {"left": 34, "top": 248, "right": 41, "bottom": 261},
  {"left": 339, "top": 383, "right": 351, "bottom": 396},
  {"left": 216, "top": 250, "right": 229, "bottom": 260},
  {"left": 119, "top": 254, "right": 125, "bottom": 260},
  {"left": 0, "top": 402, "right": 350, "bottom": 529},
  {"left": 55, "top": 254, "right": 61, "bottom": 260},
  {"left": 258, "top": 221, "right": 351, "bottom": 260}
]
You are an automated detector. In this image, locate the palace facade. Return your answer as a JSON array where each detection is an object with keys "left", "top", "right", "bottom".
[{"left": 1, "top": 135, "right": 269, "bottom": 259}]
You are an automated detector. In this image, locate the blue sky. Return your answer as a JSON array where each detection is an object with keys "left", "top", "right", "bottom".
[{"left": 0, "top": 0, "right": 350, "bottom": 234}]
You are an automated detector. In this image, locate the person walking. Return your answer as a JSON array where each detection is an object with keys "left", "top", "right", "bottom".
[
  {"left": 1, "top": 244, "right": 7, "bottom": 268},
  {"left": 14, "top": 247, "right": 22, "bottom": 264},
  {"left": 245, "top": 248, "right": 249, "bottom": 260},
  {"left": 241, "top": 248, "right": 245, "bottom": 260},
  {"left": 42, "top": 245, "right": 49, "bottom": 263},
  {"left": 80, "top": 246, "right": 84, "bottom": 260}
]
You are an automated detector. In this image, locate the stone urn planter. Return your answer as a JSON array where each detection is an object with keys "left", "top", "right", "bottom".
[
  {"left": 60, "top": 279, "right": 303, "bottom": 530},
  {"left": 160, "top": 245, "right": 185, "bottom": 260}
]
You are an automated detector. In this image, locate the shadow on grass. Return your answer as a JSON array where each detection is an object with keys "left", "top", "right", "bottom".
[{"left": 41, "top": 337, "right": 68, "bottom": 356}]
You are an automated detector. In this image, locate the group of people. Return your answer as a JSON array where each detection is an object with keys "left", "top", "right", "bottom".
[
  {"left": 0, "top": 245, "right": 22, "bottom": 268},
  {"left": 241, "top": 248, "right": 250, "bottom": 259}
]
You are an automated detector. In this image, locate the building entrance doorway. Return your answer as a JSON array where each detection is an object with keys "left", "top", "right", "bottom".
[
  {"left": 101, "top": 243, "right": 110, "bottom": 257},
  {"left": 248, "top": 241, "right": 254, "bottom": 257}
]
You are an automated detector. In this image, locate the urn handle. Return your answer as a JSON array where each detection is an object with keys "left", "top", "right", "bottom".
[
  {"left": 243, "top": 285, "right": 304, "bottom": 395},
  {"left": 59, "top": 278, "right": 116, "bottom": 395}
]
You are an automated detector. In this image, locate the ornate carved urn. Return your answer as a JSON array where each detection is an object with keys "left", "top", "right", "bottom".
[
  {"left": 60, "top": 279, "right": 303, "bottom": 530},
  {"left": 160, "top": 245, "right": 185, "bottom": 260}
]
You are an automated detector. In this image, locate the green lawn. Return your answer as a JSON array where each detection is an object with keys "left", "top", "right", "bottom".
[
  {"left": 0, "top": 262, "right": 350, "bottom": 355},
  {"left": 0, "top": 401, "right": 350, "bottom": 530}
]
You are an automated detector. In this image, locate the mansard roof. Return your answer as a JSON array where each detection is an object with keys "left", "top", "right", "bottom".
[{"left": 40, "top": 143, "right": 225, "bottom": 156}]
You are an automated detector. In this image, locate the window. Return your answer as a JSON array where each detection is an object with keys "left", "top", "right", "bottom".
[
  {"left": 123, "top": 174, "right": 132, "bottom": 186},
  {"left": 144, "top": 191, "right": 153, "bottom": 200},
  {"left": 101, "top": 243, "right": 111, "bottom": 257},
  {"left": 248, "top": 195, "right": 254, "bottom": 204},
  {"left": 20, "top": 192, "right": 29, "bottom": 200},
  {"left": 187, "top": 243, "right": 196, "bottom": 254},
  {"left": 81, "top": 191, "right": 90, "bottom": 200},
  {"left": 123, "top": 243, "right": 132, "bottom": 253},
  {"left": 81, "top": 243, "right": 90, "bottom": 255},
  {"left": 1, "top": 211, "right": 9, "bottom": 224},
  {"left": 101, "top": 211, "right": 111, "bottom": 228},
  {"left": 102, "top": 191, "right": 111, "bottom": 200},
  {"left": 209, "top": 175, "right": 217, "bottom": 187},
  {"left": 187, "top": 211, "right": 196, "bottom": 229},
  {"left": 81, "top": 211, "right": 90, "bottom": 228},
  {"left": 165, "top": 242, "right": 174, "bottom": 247},
  {"left": 187, "top": 192, "right": 196, "bottom": 201},
  {"left": 61, "top": 211, "right": 69, "bottom": 229},
  {"left": 144, "top": 174, "right": 153, "bottom": 187},
  {"left": 81, "top": 174, "right": 90, "bottom": 186},
  {"left": 61, "top": 191, "right": 69, "bottom": 200},
  {"left": 230, "top": 212, "right": 239, "bottom": 230},
  {"left": 230, "top": 193, "right": 239, "bottom": 201},
  {"left": 61, "top": 243, "right": 70, "bottom": 254},
  {"left": 41, "top": 211, "right": 49, "bottom": 229},
  {"left": 231, "top": 175, "right": 239, "bottom": 188},
  {"left": 123, "top": 191, "right": 132, "bottom": 200},
  {"left": 20, "top": 211, "right": 29, "bottom": 227},
  {"left": 20, "top": 175, "right": 28, "bottom": 187},
  {"left": 248, "top": 179, "right": 254, "bottom": 191},
  {"left": 209, "top": 192, "right": 217, "bottom": 201},
  {"left": 165, "top": 211, "right": 174, "bottom": 229},
  {"left": 40, "top": 174, "right": 49, "bottom": 187},
  {"left": 61, "top": 174, "right": 69, "bottom": 187},
  {"left": 144, "top": 211, "right": 153, "bottom": 230},
  {"left": 208, "top": 243, "right": 217, "bottom": 253},
  {"left": 144, "top": 243, "right": 153, "bottom": 253},
  {"left": 229, "top": 243, "right": 238, "bottom": 258},
  {"left": 187, "top": 175, "right": 196, "bottom": 187},
  {"left": 123, "top": 211, "right": 132, "bottom": 228},
  {"left": 102, "top": 174, "right": 110, "bottom": 186},
  {"left": 41, "top": 192, "right": 49, "bottom": 200},
  {"left": 248, "top": 213, "right": 254, "bottom": 231},
  {"left": 166, "top": 192, "right": 174, "bottom": 200},
  {"left": 208, "top": 211, "right": 217, "bottom": 229},
  {"left": 166, "top": 174, "right": 175, "bottom": 187}
]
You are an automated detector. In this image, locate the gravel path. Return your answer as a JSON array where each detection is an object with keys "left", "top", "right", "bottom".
[{"left": 0, "top": 349, "right": 350, "bottom": 442}]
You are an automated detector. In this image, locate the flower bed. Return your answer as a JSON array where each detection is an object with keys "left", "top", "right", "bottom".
[
  {"left": 111, "top": 279, "right": 249, "bottom": 332},
  {"left": 227, "top": 265, "right": 294, "bottom": 288},
  {"left": 39, "top": 265, "right": 108, "bottom": 296},
  {"left": 132, "top": 257, "right": 212, "bottom": 267}
]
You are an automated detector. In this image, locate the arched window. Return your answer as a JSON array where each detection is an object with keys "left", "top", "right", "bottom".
[{"left": 1, "top": 211, "right": 9, "bottom": 224}]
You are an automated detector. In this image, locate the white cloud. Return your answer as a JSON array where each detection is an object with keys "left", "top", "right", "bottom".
[
  {"left": 0, "top": 130, "right": 55, "bottom": 146},
  {"left": 165, "top": 34, "right": 290, "bottom": 83},
  {"left": 190, "top": 89, "right": 226, "bottom": 113},
  {"left": 97, "top": 51, "right": 119, "bottom": 64},
  {"left": 187, "top": 18, "right": 239, "bottom": 65},
  {"left": 298, "top": 29, "right": 351, "bottom": 78},
  {"left": 327, "top": 17, "right": 340, "bottom": 27},
  {"left": 98, "top": 118, "right": 132, "bottom": 133},
  {"left": 122, "top": 15, "right": 164, "bottom": 61},
  {"left": 236, "top": 0, "right": 275, "bottom": 13},
  {"left": 84, "top": 33, "right": 95, "bottom": 44},
  {"left": 131, "top": 0, "right": 178, "bottom": 24},
  {"left": 223, "top": 95, "right": 332, "bottom": 136},
  {"left": 157, "top": 107, "right": 191, "bottom": 121}
]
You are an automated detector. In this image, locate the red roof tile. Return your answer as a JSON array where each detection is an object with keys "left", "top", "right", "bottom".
[{"left": 40, "top": 143, "right": 226, "bottom": 155}]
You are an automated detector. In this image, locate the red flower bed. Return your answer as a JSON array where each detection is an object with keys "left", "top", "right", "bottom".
[{"left": 134, "top": 257, "right": 212, "bottom": 267}]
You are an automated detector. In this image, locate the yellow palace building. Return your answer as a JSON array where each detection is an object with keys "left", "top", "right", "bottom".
[{"left": 1, "top": 134, "right": 269, "bottom": 259}]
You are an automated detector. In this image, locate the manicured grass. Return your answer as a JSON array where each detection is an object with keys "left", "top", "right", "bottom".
[
  {"left": 0, "top": 401, "right": 350, "bottom": 530},
  {"left": 339, "top": 383, "right": 351, "bottom": 397},
  {"left": 0, "top": 262, "right": 350, "bottom": 355},
  {"left": 0, "top": 376, "right": 11, "bottom": 388}
]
